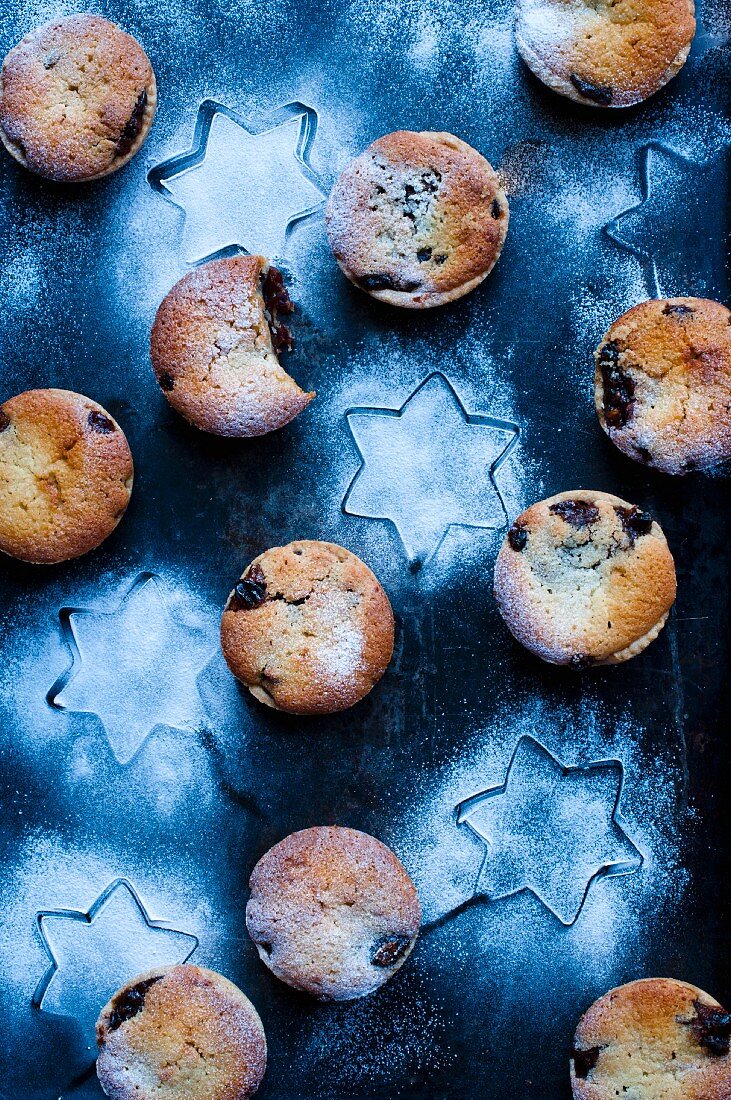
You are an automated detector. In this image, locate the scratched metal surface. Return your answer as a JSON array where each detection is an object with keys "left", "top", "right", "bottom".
[{"left": 0, "top": 0, "right": 729, "bottom": 1096}]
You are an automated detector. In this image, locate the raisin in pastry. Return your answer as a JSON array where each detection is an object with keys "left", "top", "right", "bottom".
[
  {"left": 0, "top": 15, "right": 156, "bottom": 180},
  {"left": 494, "top": 490, "right": 676, "bottom": 665},
  {"left": 515, "top": 0, "right": 695, "bottom": 108},
  {"left": 326, "top": 130, "right": 508, "bottom": 308},
  {"left": 571, "top": 978, "right": 731, "bottom": 1099},
  {"left": 0, "top": 389, "right": 133, "bottom": 564},
  {"left": 246, "top": 827, "right": 421, "bottom": 1000},
  {"left": 151, "top": 256, "right": 314, "bottom": 437},
  {"left": 595, "top": 298, "right": 731, "bottom": 474}
]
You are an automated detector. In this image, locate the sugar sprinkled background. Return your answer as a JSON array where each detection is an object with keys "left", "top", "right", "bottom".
[
  {"left": 391, "top": 698, "right": 688, "bottom": 941},
  {"left": 0, "top": 0, "right": 729, "bottom": 1095}
]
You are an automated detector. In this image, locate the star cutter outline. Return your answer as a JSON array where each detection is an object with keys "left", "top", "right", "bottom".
[
  {"left": 32, "top": 877, "right": 199, "bottom": 1017},
  {"left": 147, "top": 99, "right": 327, "bottom": 264},
  {"left": 47, "top": 571, "right": 213, "bottom": 766},
  {"left": 455, "top": 736, "right": 644, "bottom": 927},
  {"left": 342, "top": 372, "right": 521, "bottom": 567},
  {"left": 604, "top": 141, "right": 728, "bottom": 299}
]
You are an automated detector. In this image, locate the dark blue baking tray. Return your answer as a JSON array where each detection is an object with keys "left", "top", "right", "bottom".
[{"left": 0, "top": 0, "right": 729, "bottom": 1095}]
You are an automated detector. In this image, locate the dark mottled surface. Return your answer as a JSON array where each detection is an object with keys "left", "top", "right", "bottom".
[{"left": 0, "top": 0, "right": 729, "bottom": 1097}]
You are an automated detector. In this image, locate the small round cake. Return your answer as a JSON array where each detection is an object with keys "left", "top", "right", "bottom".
[
  {"left": 325, "top": 130, "right": 508, "bottom": 308},
  {"left": 0, "top": 389, "right": 133, "bottom": 564},
  {"left": 595, "top": 297, "right": 731, "bottom": 474},
  {"left": 246, "top": 826, "right": 421, "bottom": 1001},
  {"left": 0, "top": 15, "right": 156, "bottom": 181},
  {"left": 96, "top": 964, "right": 267, "bottom": 1100},
  {"left": 571, "top": 978, "right": 731, "bottom": 1098},
  {"left": 516, "top": 0, "right": 695, "bottom": 108},
  {"left": 220, "top": 540, "right": 395, "bottom": 714},
  {"left": 151, "top": 256, "right": 314, "bottom": 437},
  {"left": 493, "top": 490, "right": 676, "bottom": 666}
]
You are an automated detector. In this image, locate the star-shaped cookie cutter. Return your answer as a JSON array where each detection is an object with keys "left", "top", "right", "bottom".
[
  {"left": 33, "top": 878, "right": 198, "bottom": 1033},
  {"left": 604, "top": 141, "right": 729, "bottom": 300},
  {"left": 455, "top": 736, "right": 644, "bottom": 926},
  {"left": 47, "top": 572, "right": 213, "bottom": 765},
  {"left": 343, "top": 372, "right": 520, "bottom": 567},
  {"left": 148, "top": 99, "right": 327, "bottom": 263}
]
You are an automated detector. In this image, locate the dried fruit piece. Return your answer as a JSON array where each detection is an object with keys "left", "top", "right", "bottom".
[
  {"left": 230, "top": 565, "right": 267, "bottom": 610},
  {"left": 359, "top": 273, "right": 422, "bottom": 293},
  {"left": 371, "top": 936, "right": 411, "bottom": 967},
  {"left": 108, "top": 976, "right": 162, "bottom": 1032},
  {"left": 508, "top": 522, "right": 528, "bottom": 551},
  {"left": 0, "top": 408, "right": 9, "bottom": 432},
  {"left": 663, "top": 303, "right": 695, "bottom": 317},
  {"left": 115, "top": 90, "right": 147, "bottom": 157},
  {"left": 269, "top": 323, "right": 293, "bottom": 354},
  {"left": 262, "top": 266, "right": 295, "bottom": 354},
  {"left": 417, "top": 247, "right": 432, "bottom": 262},
  {"left": 402, "top": 171, "right": 441, "bottom": 220},
  {"left": 491, "top": 198, "right": 502, "bottom": 218},
  {"left": 599, "top": 341, "right": 635, "bottom": 429},
  {"left": 262, "top": 266, "right": 294, "bottom": 315},
  {"left": 570, "top": 74, "right": 613, "bottom": 105},
  {"left": 689, "top": 999, "right": 731, "bottom": 1056},
  {"left": 88, "top": 410, "right": 115, "bottom": 434},
  {"left": 572, "top": 1045, "right": 601, "bottom": 1078},
  {"left": 158, "top": 371, "right": 174, "bottom": 392},
  {"left": 549, "top": 499, "right": 599, "bottom": 528},
  {"left": 615, "top": 505, "right": 653, "bottom": 542}
]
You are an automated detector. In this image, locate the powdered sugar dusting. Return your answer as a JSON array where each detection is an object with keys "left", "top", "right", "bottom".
[
  {"left": 335, "top": 0, "right": 516, "bottom": 92},
  {"left": 294, "top": 971, "right": 455, "bottom": 1095},
  {"left": 294, "top": 327, "right": 535, "bottom": 591},
  {"left": 518, "top": 0, "right": 581, "bottom": 54},
  {"left": 0, "top": 0, "right": 724, "bottom": 1091},
  {"left": 0, "top": 243, "right": 43, "bottom": 311},
  {"left": 569, "top": 259, "right": 649, "bottom": 374},
  {"left": 387, "top": 697, "right": 689, "bottom": 996},
  {"left": 313, "top": 594, "right": 366, "bottom": 683},
  {"left": 0, "top": 832, "right": 208, "bottom": 1030},
  {"left": 0, "top": 567, "right": 220, "bottom": 818}
]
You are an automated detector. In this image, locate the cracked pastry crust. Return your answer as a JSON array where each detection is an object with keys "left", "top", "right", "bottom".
[
  {"left": 325, "top": 130, "right": 508, "bottom": 308},
  {"left": 516, "top": 0, "right": 695, "bottom": 108},
  {"left": 96, "top": 964, "right": 267, "bottom": 1100},
  {"left": 0, "top": 15, "right": 156, "bottom": 181},
  {"left": 571, "top": 978, "right": 731, "bottom": 1099},
  {"left": 595, "top": 297, "right": 731, "bottom": 474},
  {"left": 220, "top": 540, "right": 394, "bottom": 714},
  {"left": 493, "top": 489, "right": 676, "bottom": 666},
  {"left": 0, "top": 388, "right": 133, "bottom": 564},
  {"left": 246, "top": 826, "right": 421, "bottom": 1001},
  {"left": 151, "top": 255, "right": 314, "bottom": 437}
]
